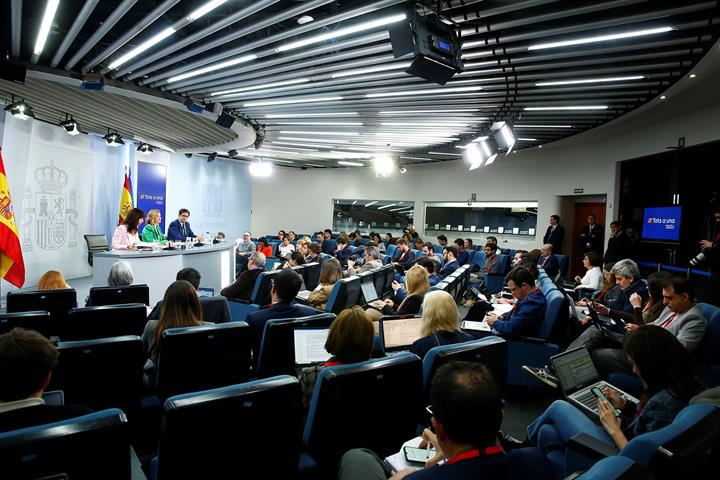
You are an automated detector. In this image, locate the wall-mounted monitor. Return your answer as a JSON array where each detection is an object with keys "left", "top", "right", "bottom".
[
  {"left": 333, "top": 199, "right": 414, "bottom": 232},
  {"left": 641, "top": 206, "right": 682, "bottom": 241},
  {"left": 424, "top": 201, "right": 538, "bottom": 236}
]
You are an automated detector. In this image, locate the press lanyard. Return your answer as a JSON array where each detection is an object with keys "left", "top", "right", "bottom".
[{"left": 447, "top": 446, "right": 503, "bottom": 465}]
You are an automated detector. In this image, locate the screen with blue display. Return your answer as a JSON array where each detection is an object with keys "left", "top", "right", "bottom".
[
  {"left": 641, "top": 206, "right": 682, "bottom": 241},
  {"left": 438, "top": 39, "right": 451, "bottom": 52}
]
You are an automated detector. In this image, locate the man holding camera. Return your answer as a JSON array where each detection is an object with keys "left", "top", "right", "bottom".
[{"left": 698, "top": 206, "right": 720, "bottom": 305}]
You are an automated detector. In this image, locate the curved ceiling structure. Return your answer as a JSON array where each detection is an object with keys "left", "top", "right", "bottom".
[{"left": 3, "top": 0, "right": 719, "bottom": 167}]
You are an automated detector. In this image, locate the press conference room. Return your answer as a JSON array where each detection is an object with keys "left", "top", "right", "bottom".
[{"left": 1, "top": 1, "right": 720, "bottom": 479}]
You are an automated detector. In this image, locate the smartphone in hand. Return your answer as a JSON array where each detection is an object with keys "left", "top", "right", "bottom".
[
  {"left": 592, "top": 387, "right": 621, "bottom": 416},
  {"left": 403, "top": 446, "right": 435, "bottom": 466}
]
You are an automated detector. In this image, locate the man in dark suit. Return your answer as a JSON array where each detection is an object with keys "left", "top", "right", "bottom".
[
  {"left": 542, "top": 215, "right": 565, "bottom": 254},
  {"left": 321, "top": 229, "right": 334, "bottom": 254},
  {"left": 603, "top": 221, "right": 632, "bottom": 263},
  {"left": 220, "top": 252, "right": 266, "bottom": 301},
  {"left": 245, "top": 269, "right": 321, "bottom": 364},
  {"left": 167, "top": 208, "right": 197, "bottom": 241},
  {"left": 338, "top": 362, "right": 552, "bottom": 480},
  {"left": 579, "top": 213, "right": 604, "bottom": 254},
  {"left": 538, "top": 244, "right": 561, "bottom": 279},
  {"left": 393, "top": 238, "right": 416, "bottom": 273},
  {"left": 0, "top": 328, "right": 92, "bottom": 433}
]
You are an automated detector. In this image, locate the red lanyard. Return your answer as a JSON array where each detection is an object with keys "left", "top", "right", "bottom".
[
  {"left": 447, "top": 446, "right": 503, "bottom": 465},
  {"left": 485, "top": 256, "right": 496, "bottom": 273},
  {"left": 661, "top": 312, "right": 678, "bottom": 329}
]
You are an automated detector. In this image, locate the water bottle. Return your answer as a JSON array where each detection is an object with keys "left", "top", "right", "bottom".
[{"left": 186, "top": 237, "right": 192, "bottom": 249}]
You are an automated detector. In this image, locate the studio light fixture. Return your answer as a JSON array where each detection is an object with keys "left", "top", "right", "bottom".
[
  {"left": 136, "top": 143, "right": 153, "bottom": 155},
  {"left": 399, "top": 167, "right": 407, "bottom": 174},
  {"left": 103, "top": 129, "right": 124, "bottom": 147},
  {"left": 463, "top": 138, "right": 497, "bottom": 170},
  {"left": 297, "top": 15, "right": 314, "bottom": 25},
  {"left": 248, "top": 159, "right": 272, "bottom": 176},
  {"left": 207, "top": 152, "right": 217, "bottom": 162},
  {"left": 491, "top": 121, "right": 516, "bottom": 155},
  {"left": 59, "top": 114, "right": 79, "bottom": 135},
  {"left": 5, "top": 98, "right": 34, "bottom": 120}
]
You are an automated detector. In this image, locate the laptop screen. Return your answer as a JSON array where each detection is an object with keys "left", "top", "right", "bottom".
[
  {"left": 198, "top": 288, "right": 214, "bottom": 298},
  {"left": 552, "top": 346, "right": 599, "bottom": 392},
  {"left": 361, "top": 282, "right": 378, "bottom": 303},
  {"left": 293, "top": 328, "right": 332, "bottom": 365},
  {"left": 382, "top": 317, "right": 424, "bottom": 351}
]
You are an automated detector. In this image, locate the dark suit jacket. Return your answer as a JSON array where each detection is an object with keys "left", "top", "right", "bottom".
[
  {"left": 220, "top": 268, "right": 263, "bottom": 301},
  {"left": 335, "top": 246, "right": 352, "bottom": 269},
  {"left": 604, "top": 230, "right": 632, "bottom": 263},
  {"left": 321, "top": 239, "right": 334, "bottom": 254},
  {"left": 167, "top": 219, "right": 196, "bottom": 241},
  {"left": 0, "top": 404, "right": 93, "bottom": 433},
  {"left": 396, "top": 249, "right": 416, "bottom": 271},
  {"left": 543, "top": 225, "right": 565, "bottom": 253},
  {"left": 538, "top": 254, "right": 560, "bottom": 279},
  {"left": 148, "top": 295, "right": 231, "bottom": 323},
  {"left": 245, "top": 301, "right": 321, "bottom": 364},
  {"left": 580, "top": 223, "right": 604, "bottom": 254}
]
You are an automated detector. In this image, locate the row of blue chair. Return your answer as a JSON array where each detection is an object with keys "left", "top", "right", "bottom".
[{"left": 430, "top": 264, "right": 472, "bottom": 303}]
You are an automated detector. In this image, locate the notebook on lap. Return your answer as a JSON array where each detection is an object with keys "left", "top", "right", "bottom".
[{"left": 551, "top": 346, "right": 639, "bottom": 417}]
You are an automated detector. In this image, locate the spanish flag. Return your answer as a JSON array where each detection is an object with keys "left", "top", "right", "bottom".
[
  {"left": 0, "top": 149, "right": 25, "bottom": 288},
  {"left": 118, "top": 171, "right": 133, "bottom": 224}
]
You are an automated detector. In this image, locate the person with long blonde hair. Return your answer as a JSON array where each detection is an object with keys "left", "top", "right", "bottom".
[
  {"left": 37, "top": 270, "right": 70, "bottom": 290},
  {"left": 141, "top": 209, "right": 167, "bottom": 243},
  {"left": 369, "top": 265, "right": 429, "bottom": 316},
  {"left": 409, "top": 290, "right": 473, "bottom": 359}
]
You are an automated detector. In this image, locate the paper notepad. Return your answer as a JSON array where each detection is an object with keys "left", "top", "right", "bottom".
[
  {"left": 462, "top": 320, "right": 491, "bottom": 332},
  {"left": 384, "top": 436, "right": 435, "bottom": 473}
]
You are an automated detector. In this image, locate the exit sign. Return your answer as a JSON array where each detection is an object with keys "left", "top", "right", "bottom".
[{"left": 574, "top": 188, "right": 584, "bottom": 194}]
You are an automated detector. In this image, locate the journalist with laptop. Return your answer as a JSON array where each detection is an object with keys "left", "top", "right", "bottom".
[{"left": 525, "top": 325, "right": 702, "bottom": 453}]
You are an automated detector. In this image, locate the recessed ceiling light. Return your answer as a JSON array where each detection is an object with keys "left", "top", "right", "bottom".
[
  {"left": 660, "top": 95, "right": 667, "bottom": 100},
  {"left": 33, "top": 0, "right": 60, "bottom": 57},
  {"left": 297, "top": 15, "right": 314, "bottom": 25},
  {"left": 689, "top": 73, "right": 697, "bottom": 78}
]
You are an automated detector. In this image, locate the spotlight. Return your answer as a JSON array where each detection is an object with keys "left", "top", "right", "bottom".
[
  {"left": 185, "top": 153, "right": 193, "bottom": 158},
  {"left": 207, "top": 152, "right": 217, "bottom": 162},
  {"left": 491, "top": 121, "right": 515, "bottom": 155},
  {"left": 248, "top": 159, "right": 272, "bottom": 177},
  {"left": 136, "top": 143, "right": 153, "bottom": 155},
  {"left": 103, "top": 129, "right": 124, "bottom": 147},
  {"left": 59, "top": 114, "right": 79, "bottom": 135},
  {"left": 228, "top": 149, "right": 239, "bottom": 158},
  {"left": 373, "top": 155, "right": 395, "bottom": 177},
  {"left": 400, "top": 166, "right": 407, "bottom": 174},
  {"left": 463, "top": 137, "right": 498, "bottom": 170},
  {"left": 4, "top": 98, "right": 34, "bottom": 120}
]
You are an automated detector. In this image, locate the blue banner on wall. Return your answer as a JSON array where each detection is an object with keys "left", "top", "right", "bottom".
[{"left": 137, "top": 161, "right": 167, "bottom": 233}]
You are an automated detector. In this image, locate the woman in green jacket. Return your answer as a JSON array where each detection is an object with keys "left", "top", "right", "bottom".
[{"left": 141, "top": 209, "right": 167, "bottom": 243}]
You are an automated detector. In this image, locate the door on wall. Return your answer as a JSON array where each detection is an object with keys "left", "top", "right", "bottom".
[{"left": 571, "top": 202, "right": 607, "bottom": 278}]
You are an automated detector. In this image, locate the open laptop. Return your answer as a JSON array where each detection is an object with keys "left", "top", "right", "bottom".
[
  {"left": 379, "top": 316, "right": 424, "bottom": 354},
  {"left": 361, "top": 281, "right": 380, "bottom": 304},
  {"left": 197, "top": 287, "right": 214, "bottom": 298},
  {"left": 551, "top": 346, "right": 639, "bottom": 417},
  {"left": 296, "top": 289, "right": 311, "bottom": 301},
  {"left": 293, "top": 328, "right": 332, "bottom": 366}
]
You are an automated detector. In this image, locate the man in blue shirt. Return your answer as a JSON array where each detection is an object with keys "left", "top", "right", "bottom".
[
  {"left": 167, "top": 208, "right": 197, "bottom": 241},
  {"left": 486, "top": 267, "right": 547, "bottom": 337}
]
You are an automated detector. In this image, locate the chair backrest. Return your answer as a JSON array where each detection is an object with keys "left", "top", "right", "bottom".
[
  {"left": 386, "top": 244, "right": 397, "bottom": 259},
  {"left": 697, "top": 303, "right": 720, "bottom": 365},
  {"left": 621, "top": 403, "right": 720, "bottom": 476},
  {"left": 249, "top": 270, "right": 283, "bottom": 306},
  {"left": 256, "top": 313, "right": 336, "bottom": 378},
  {"left": 89, "top": 284, "right": 150, "bottom": 306},
  {"left": 156, "top": 376, "right": 304, "bottom": 480},
  {"left": 300, "top": 261, "right": 322, "bottom": 291},
  {"left": 471, "top": 250, "right": 486, "bottom": 267},
  {"left": 6, "top": 289, "right": 77, "bottom": 333},
  {"left": 49, "top": 335, "right": 144, "bottom": 414},
  {"left": 325, "top": 276, "right": 362, "bottom": 314},
  {"left": 537, "top": 288, "right": 565, "bottom": 340},
  {"left": 304, "top": 352, "right": 423, "bottom": 469},
  {"left": 422, "top": 336, "right": 507, "bottom": 392},
  {"left": 199, "top": 295, "right": 231, "bottom": 323},
  {"left": 0, "top": 311, "right": 51, "bottom": 337},
  {"left": 556, "top": 254, "right": 569, "bottom": 277},
  {"left": 373, "top": 265, "right": 387, "bottom": 296},
  {"left": 62, "top": 303, "right": 148, "bottom": 341},
  {"left": 384, "top": 265, "right": 396, "bottom": 296},
  {"left": 434, "top": 244, "right": 444, "bottom": 254},
  {"left": 155, "top": 322, "right": 251, "bottom": 399},
  {"left": 0, "top": 409, "right": 130, "bottom": 480},
  {"left": 576, "top": 456, "right": 653, "bottom": 480},
  {"left": 84, "top": 234, "right": 109, "bottom": 251},
  {"left": 495, "top": 253, "right": 510, "bottom": 274}
]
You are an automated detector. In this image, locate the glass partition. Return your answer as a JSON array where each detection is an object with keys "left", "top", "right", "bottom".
[
  {"left": 332, "top": 199, "right": 415, "bottom": 232},
  {"left": 424, "top": 201, "right": 538, "bottom": 236}
]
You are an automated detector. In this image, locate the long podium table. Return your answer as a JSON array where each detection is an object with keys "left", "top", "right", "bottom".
[{"left": 93, "top": 242, "right": 236, "bottom": 305}]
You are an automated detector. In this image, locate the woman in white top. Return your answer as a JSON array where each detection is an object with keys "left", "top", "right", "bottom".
[
  {"left": 278, "top": 236, "right": 295, "bottom": 259},
  {"left": 112, "top": 208, "right": 145, "bottom": 250},
  {"left": 574, "top": 251, "right": 602, "bottom": 291}
]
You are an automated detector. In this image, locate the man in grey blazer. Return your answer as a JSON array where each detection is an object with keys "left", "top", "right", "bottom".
[{"left": 584, "top": 276, "right": 707, "bottom": 376}]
